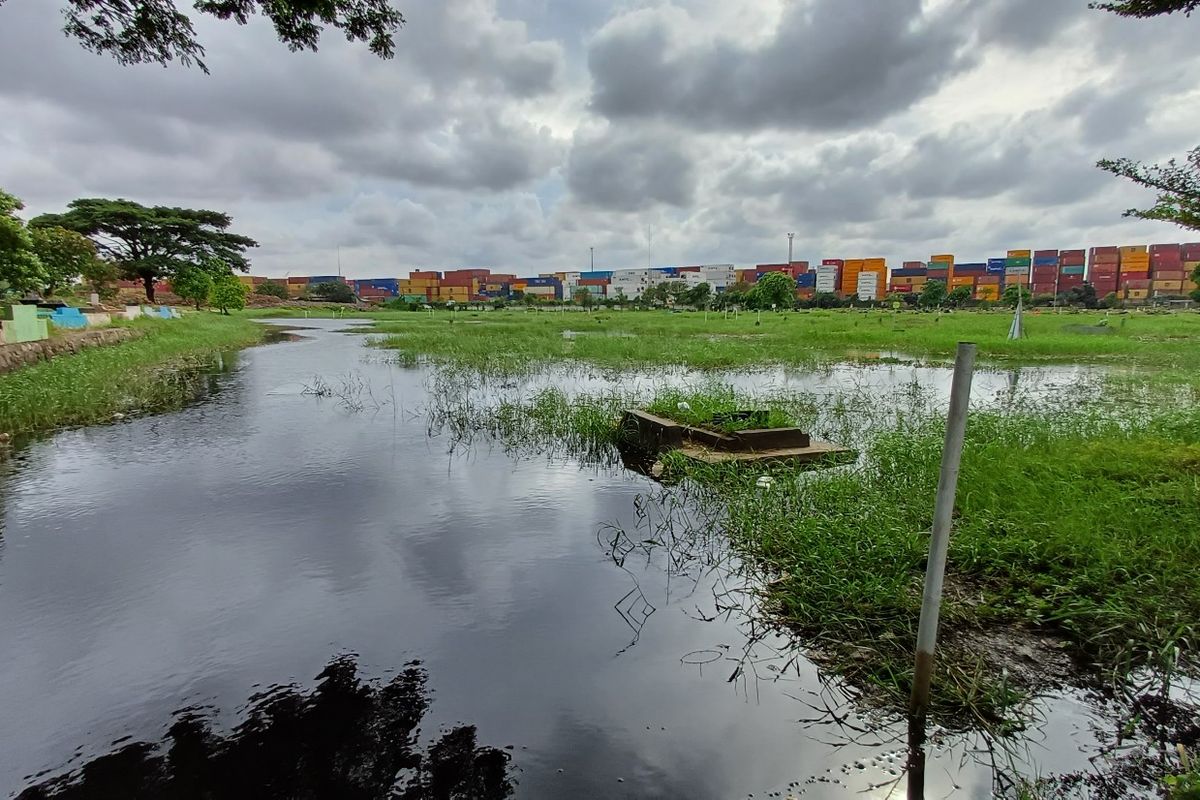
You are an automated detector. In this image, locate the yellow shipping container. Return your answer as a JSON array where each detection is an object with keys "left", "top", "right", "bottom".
[
  {"left": 1121, "top": 254, "right": 1150, "bottom": 263},
  {"left": 1126, "top": 289, "right": 1149, "bottom": 300},
  {"left": 1153, "top": 280, "right": 1184, "bottom": 292},
  {"left": 930, "top": 254, "right": 954, "bottom": 263},
  {"left": 1183, "top": 280, "right": 1198, "bottom": 292},
  {"left": 949, "top": 276, "right": 975, "bottom": 287},
  {"left": 975, "top": 285, "right": 1000, "bottom": 300},
  {"left": 1119, "top": 245, "right": 1148, "bottom": 255},
  {"left": 864, "top": 258, "right": 886, "bottom": 268},
  {"left": 844, "top": 259, "right": 865, "bottom": 269},
  {"left": 1006, "top": 249, "right": 1031, "bottom": 258}
]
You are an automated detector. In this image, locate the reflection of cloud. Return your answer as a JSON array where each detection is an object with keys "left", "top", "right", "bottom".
[{"left": 15, "top": 655, "right": 513, "bottom": 800}]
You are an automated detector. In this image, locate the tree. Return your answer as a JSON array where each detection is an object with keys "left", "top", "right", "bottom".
[
  {"left": 1098, "top": 147, "right": 1200, "bottom": 232},
  {"left": 1094, "top": 2, "right": 1199, "bottom": 230},
  {"left": 32, "top": 198, "right": 257, "bottom": 301},
  {"left": 1090, "top": 1, "right": 1199, "bottom": 17},
  {"left": 682, "top": 282, "right": 712, "bottom": 308},
  {"left": 751, "top": 271, "right": 795, "bottom": 310},
  {"left": 311, "top": 281, "right": 355, "bottom": 303},
  {"left": 1002, "top": 284, "right": 1033, "bottom": 308},
  {"left": 0, "top": 188, "right": 47, "bottom": 298},
  {"left": 0, "top": 0, "right": 406, "bottom": 74},
  {"left": 29, "top": 226, "right": 98, "bottom": 295},
  {"left": 81, "top": 254, "right": 120, "bottom": 299},
  {"left": 946, "top": 285, "right": 972, "bottom": 307},
  {"left": 812, "top": 292, "right": 842, "bottom": 309},
  {"left": 1101, "top": 291, "right": 1123, "bottom": 309},
  {"left": 572, "top": 288, "right": 594, "bottom": 308},
  {"left": 210, "top": 273, "right": 248, "bottom": 314},
  {"left": 254, "top": 280, "right": 288, "bottom": 299},
  {"left": 172, "top": 265, "right": 213, "bottom": 309},
  {"left": 1061, "top": 284, "right": 1099, "bottom": 308},
  {"left": 919, "top": 280, "right": 947, "bottom": 309}
]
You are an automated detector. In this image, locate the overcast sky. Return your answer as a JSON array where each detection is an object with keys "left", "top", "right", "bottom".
[{"left": 2, "top": 0, "right": 1198, "bottom": 278}]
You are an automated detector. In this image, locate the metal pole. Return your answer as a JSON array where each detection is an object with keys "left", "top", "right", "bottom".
[
  {"left": 910, "top": 341, "right": 976, "bottom": 722},
  {"left": 787, "top": 232, "right": 795, "bottom": 265},
  {"left": 590, "top": 247, "right": 594, "bottom": 271}
]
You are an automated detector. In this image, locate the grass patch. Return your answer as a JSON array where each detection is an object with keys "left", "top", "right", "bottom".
[
  {"left": 363, "top": 308, "right": 1200, "bottom": 373},
  {"left": 0, "top": 314, "right": 265, "bottom": 436},
  {"left": 645, "top": 386, "right": 798, "bottom": 432}
]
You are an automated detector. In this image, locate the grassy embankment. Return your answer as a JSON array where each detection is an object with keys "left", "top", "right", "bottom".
[
  {"left": 412, "top": 310, "right": 1200, "bottom": 724},
  {"left": 0, "top": 313, "right": 265, "bottom": 436}
]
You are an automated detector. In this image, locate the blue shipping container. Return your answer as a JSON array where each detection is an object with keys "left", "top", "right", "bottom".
[
  {"left": 1034, "top": 257, "right": 1059, "bottom": 266},
  {"left": 526, "top": 276, "right": 560, "bottom": 286},
  {"left": 891, "top": 268, "right": 928, "bottom": 277},
  {"left": 796, "top": 273, "right": 817, "bottom": 287},
  {"left": 987, "top": 258, "right": 1007, "bottom": 268}
]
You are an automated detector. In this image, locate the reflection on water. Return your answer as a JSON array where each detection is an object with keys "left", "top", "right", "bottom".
[{"left": 17, "top": 655, "right": 512, "bottom": 800}]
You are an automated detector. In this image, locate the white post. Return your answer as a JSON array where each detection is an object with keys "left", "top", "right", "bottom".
[{"left": 910, "top": 341, "right": 976, "bottom": 723}]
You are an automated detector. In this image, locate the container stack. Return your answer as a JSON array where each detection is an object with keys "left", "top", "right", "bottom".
[
  {"left": 1111, "top": 246, "right": 1147, "bottom": 301},
  {"left": 796, "top": 271, "right": 817, "bottom": 300},
  {"left": 816, "top": 261, "right": 841, "bottom": 294},
  {"left": 522, "top": 275, "right": 561, "bottom": 301},
  {"left": 864, "top": 258, "right": 887, "bottom": 298},
  {"left": 986, "top": 258, "right": 1007, "bottom": 282},
  {"left": 890, "top": 262, "right": 927, "bottom": 295},
  {"left": 840, "top": 259, "right": 864, "bottom": 297},
  {"left": 956, "top": 262, "right": 998, "bottom": 301},
  {"left": 1030, "top": 256, "right": 1056, "bottom": 296},
  {"left": 856, "top": 271, "right": 880, "bottom": 301},
  {"left": 286, "top": 276, "right": 309, "bottom": 298},
  {"left": 929, "top": 254, "right": 954, "bottom": 286},
  {"left": 1056, "top": 247, "right": 1084, "bottom": 295},
  {"left": 399, "top": 270, "right": 441, "bottom": 300},
  {"left": 1073, "top": 247, "right": 1110, "bottom": 297},
  {"left": 1150, "top": 244, "right": 1186, "bottom": 296},
  {"left": 1184, "top": 243, "right": 1200, "bottom": 295}
]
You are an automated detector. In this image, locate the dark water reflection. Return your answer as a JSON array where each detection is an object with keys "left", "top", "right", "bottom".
[
  {"left": 18, "top": 656, "right": 511, "bottom": 799},
  {"left": 0, "top": 320, "right": 1108, "bottom": 799}
]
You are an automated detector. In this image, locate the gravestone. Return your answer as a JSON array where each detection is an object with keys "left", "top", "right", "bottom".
[{"left": 0, "top": 304, "right": 50, "bottom": 343}]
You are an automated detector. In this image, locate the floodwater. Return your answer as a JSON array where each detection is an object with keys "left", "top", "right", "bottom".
[{"left": 0, "top": 320, "right": 1118, "bottom": 798}]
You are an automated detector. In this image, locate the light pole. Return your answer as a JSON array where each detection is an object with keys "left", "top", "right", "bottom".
[
  {"left": 787, "top": 232, "right": 795, "bottom": 265},
  {"left": 590, "top": 246, "right": 594, "bottom": 271}
]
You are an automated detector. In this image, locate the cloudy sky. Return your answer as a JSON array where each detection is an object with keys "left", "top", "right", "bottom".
[{"left": 1, "top": 0, "right": 1198, "bottom": 279}]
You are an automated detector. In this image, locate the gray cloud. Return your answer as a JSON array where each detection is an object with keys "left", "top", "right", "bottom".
[
  {"left": 566, "top": 124, "right": 696, "bottom": 211},
  {"left": 588, "top": 0, "right": 976, "bottom": 132}
]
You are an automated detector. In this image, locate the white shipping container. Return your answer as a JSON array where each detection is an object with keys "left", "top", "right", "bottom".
[{"left": 856, "top": 271, "right": 879, "bottom": 300}]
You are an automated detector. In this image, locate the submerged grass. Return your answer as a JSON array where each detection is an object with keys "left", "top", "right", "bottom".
[
  {"left": 423, "top": 368, "right": 1200, "bottom": 725},
  {"left": 0, "top": 314, "right": 265, "bottom": 436},
  {"left": 367, "top": 308, "right": 1200, "bottom": 373}
]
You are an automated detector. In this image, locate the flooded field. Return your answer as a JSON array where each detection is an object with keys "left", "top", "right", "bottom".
[{"left": 0, "top": 320, "right": 1174, "bottom": 798}]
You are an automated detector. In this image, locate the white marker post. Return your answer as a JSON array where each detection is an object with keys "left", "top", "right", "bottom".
[{"left": 910, "top": 341, "right": 975, "bottom": 728}]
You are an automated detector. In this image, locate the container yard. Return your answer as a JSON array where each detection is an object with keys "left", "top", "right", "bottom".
[{"left": 232, "top": 240, "right": 1196, "bottom": 307}]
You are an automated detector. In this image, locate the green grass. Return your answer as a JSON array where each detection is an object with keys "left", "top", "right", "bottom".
[
  {"left": 0, "top": 313, "right": 265, "bottom": 435},
  {"left": 360, "top": 308, "right": 1200, "bottom": 373},
  {"left": 645, "top": 386, "right": 798, "bottom": 431}
]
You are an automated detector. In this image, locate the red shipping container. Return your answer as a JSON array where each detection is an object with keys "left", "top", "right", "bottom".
[
  {"left": 1149, "top": 244, "right": 1181, "bottom": 254},
  {"left": 1120, "top": 271, "right": 1151, "bottom": 280},
  {"left": 1123, "top": 278, "right": 1152, "bottom": 289},
  {"left": 1152, "top": 254, "right": 1183, "bottom": 267},
  {"left": 1089, "top": 246, "right": 1119, "bottom": 255},
  {"left": 1090, "top": 265, "right": 1119, "bottom": 275},
  {"left": 1153, "top": 270, "right": 1188, "bottom": 280},
  {"left": 1060, "top": 249, "right": 1085, "bottom": 259},
  {"left": 822, "top": 259, "right": 844, "bottom": 266},
  {"left": 977, "top": 275, "right": 1001, "bottom": 285},
  {"left": 1091, "top": 254, "right": 1120, "bottom": 264},
  {"left": 1034, "top": 249, "right": 1059, "bottom": 258},
  {"left": 1061, "top": 256, "right": 1086, "bottom": 267},
  {"left": 903, "top": 261, "right": 925, "bottom": 269},
  {"left": 1032, "top": 283, "right": 1057, "bottom": 294},
  {"left": 1182, "top": 243, "right": 1200, "bottom": 259}
]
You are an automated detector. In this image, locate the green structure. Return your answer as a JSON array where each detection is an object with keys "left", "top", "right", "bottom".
[{"left": 1, "top": 304, "right": 49, "bottom": 344}]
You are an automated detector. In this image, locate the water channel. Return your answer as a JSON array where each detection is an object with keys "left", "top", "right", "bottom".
[{"left": 0, "top": 320, "right": 1129, "bottom": 797}]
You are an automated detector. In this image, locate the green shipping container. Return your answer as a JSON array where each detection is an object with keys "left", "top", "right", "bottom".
[
  {"left": 1005, "top": 257, "right": 1032, "bottom": 267},
  {"left": 1061, "top": 266, "right": 1085, "bottom": 275}
]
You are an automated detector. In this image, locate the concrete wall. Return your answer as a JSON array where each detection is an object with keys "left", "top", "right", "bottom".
[{"left": 0, "top": 327, "right": 142, "bottom": 374}]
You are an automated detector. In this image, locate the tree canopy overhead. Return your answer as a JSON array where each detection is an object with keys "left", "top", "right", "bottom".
[
  {"left": 31, "top": 198, "right": 258, "bottom": 301},
  {"left": 1090, "top": 0, "right": 1199, "bottom": 16},
  {"left": 0, "top": 0, "right": 404, "bottom": 74},
  {"left": 1098, "top": 147, "right": 1200, "bottom": 232}
]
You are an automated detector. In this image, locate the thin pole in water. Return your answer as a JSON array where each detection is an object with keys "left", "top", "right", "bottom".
[{"left": 908, "top": 341, "right": 975, "bottom": 776}]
